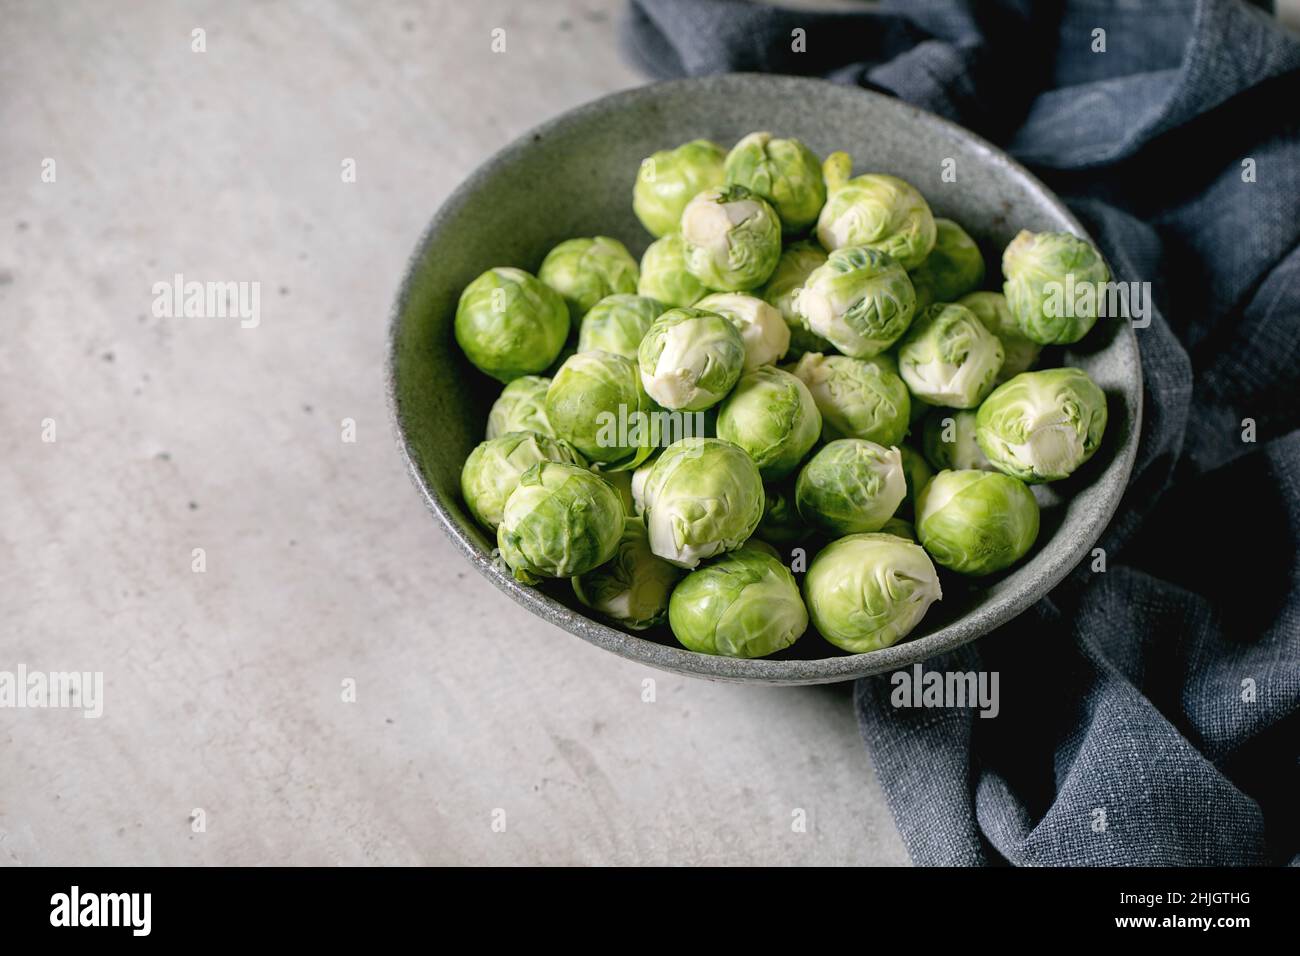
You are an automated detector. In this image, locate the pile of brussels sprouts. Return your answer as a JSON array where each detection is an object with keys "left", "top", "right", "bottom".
[{"left": 454, "top": 131, "right": 1111, "bottom": 659}]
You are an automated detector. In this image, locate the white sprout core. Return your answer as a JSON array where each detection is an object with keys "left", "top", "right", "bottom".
[
  {"left": 794, "top": 279, "right": 893, "bottom": 357},
  {"left": 646, "top": 504, "right": 721, "bottom": 568},
  {"left": 818, "top": 205, "right": 875, "bottom": 252},
  {"left": 1008, "top": 413, "right": 1085, "bottom": 475},
  {"left": 641, "top": 321, "right": 726, "bottom": 409},
  {"left": 697, "top": 293, "right": 790, "bottom": 369},
  {"left": 682, "top": 194, "right": 766, "bottom": 272},
  {"left": 630, "top": 462, "right": 654, "bottom": 514},
  {"left": 905, "top": 352, "right": 989, "bottom": 407}
]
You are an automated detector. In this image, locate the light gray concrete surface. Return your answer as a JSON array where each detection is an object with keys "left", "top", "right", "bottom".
[{"left": 0, "top": 0, "right": 910, "bottom": 865}]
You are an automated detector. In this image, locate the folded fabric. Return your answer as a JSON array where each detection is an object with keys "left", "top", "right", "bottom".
[{"left": 624, "top": 0, "right": 1300, "bottom": 866}]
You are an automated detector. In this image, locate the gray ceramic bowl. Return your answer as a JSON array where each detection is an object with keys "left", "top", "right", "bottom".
[{"left": 388, "top": 74, "right": 1141, "bottom": 685}]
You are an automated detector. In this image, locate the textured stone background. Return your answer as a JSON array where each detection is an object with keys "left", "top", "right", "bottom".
[{"left": 0, "top": 0, "right": 908, "bottom": 865}]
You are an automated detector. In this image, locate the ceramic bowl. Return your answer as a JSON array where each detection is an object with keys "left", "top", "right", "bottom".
[{"left": 387, "top": 74, "right": 1142, "bottom": 685}]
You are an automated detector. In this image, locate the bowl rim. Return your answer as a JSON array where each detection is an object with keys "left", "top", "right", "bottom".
[{"left": 386, "top": 73, "right": 1143, "bottom": 685}]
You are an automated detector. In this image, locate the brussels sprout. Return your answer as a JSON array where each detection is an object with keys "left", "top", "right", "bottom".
[
  {"left": 572, "top": 516, "right": 682, "bottom": 629},
  {"left": 909, "top": 218, "right": 985, "bottom": 307},
  {"left": 759, "top": 240, "right": 834, "bottom": 358},
  {"left": 908, "top": 379, "right": 929, "bottom": 426},
  {"left": 546, "top": 342, "right": 578, "bottom": 377},
  {"left": 600, "top": 468, "right": 637, "bottom": 515},
  {"left": 873, "top": 351, "right": 901, "bottom": 375},
  {"left": 743, "top": 538, "right": 783, "bottom": 560},
  {"left": 878, "top": 517, "right": 917, "bottom": 542},
  {"left": 679, "top": 185, "right": 782, "bottom": 292},
  {"left": 897, "top": 445, "right": 933, "bottom": 518},
  {"left": 921, "top": 408, "right": 994, "bottom": 472},
  {"left": 959, "top": 291, "right": 1041, "bottom": 383},
  {"left": 460, "top": 431, "right": 584, "bottom": 531},
  {"left": 790, "top": 352, "right": 910, "bottom": 447},
  {"left": 804, "top": 533, "right": 942, "bottom": 653},
  {"left": 897, "top": 302, "right": 1004, "bottom": 409},
  {"left": 455, "top": 267, "right": 569, "bottom": 383},
  {"left": 696, "top": 292, "right": 790, "bottom": 369},
  {"left": 1001, "top": 230, "right": 1110, "bottom": 345},
  {"left": 633, "top": 139, "right": 727, "bottom": 238},
  {"left": 486, "top": 375, "right": 552, "bottom": 439},
  {"left": 639, "top": 437, "right": 764, "bottom": 568},
  {"left": 497, "top": 461, "right": 624, "bottom": 583},
  {"left": 546, "top": 350, "right": 654, "bottom": 470},
  {"left": 723, "top": 132, "right": 826, "bottom": 234},
  {"left": 795, "top": 439, "right": 906, "bottom": 536},
  {"left": 716, "top": 366, "right": 821, "bottom": 480},
  {"left": 756, "top": 482, "right": 809, "bottom": 545},
  {"left": 668, "top": 547, "right": 807, "bottom": 657},
  {"left": 577, "top": 293, "right": 665, "bottom": 360},
  {"left": 910, "top": 283, "right": 933, "bottom": 314},
  {"left": 538, "top": 237, "right": 640, "bottom": 320},
  {"left": 975, "top": 368, "right": 1108, "bottom": 482},
  {"left": 637, "top": 233, "right": 708, "bottom": 308},
  {"left": 916, "top": 469, "right": 1040, "bottom": 575},
  {"left": 630, "top": 455, "right": 657, "bottom": 515},
  {"left": 794, "top": 246, "right": 917, "bottom": 358},
  {"left": 637, "top": 307, "right": 746, "bottom": 411},
  {"left": 815, "top": 153, "right": 936, "bottom": 268}
]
